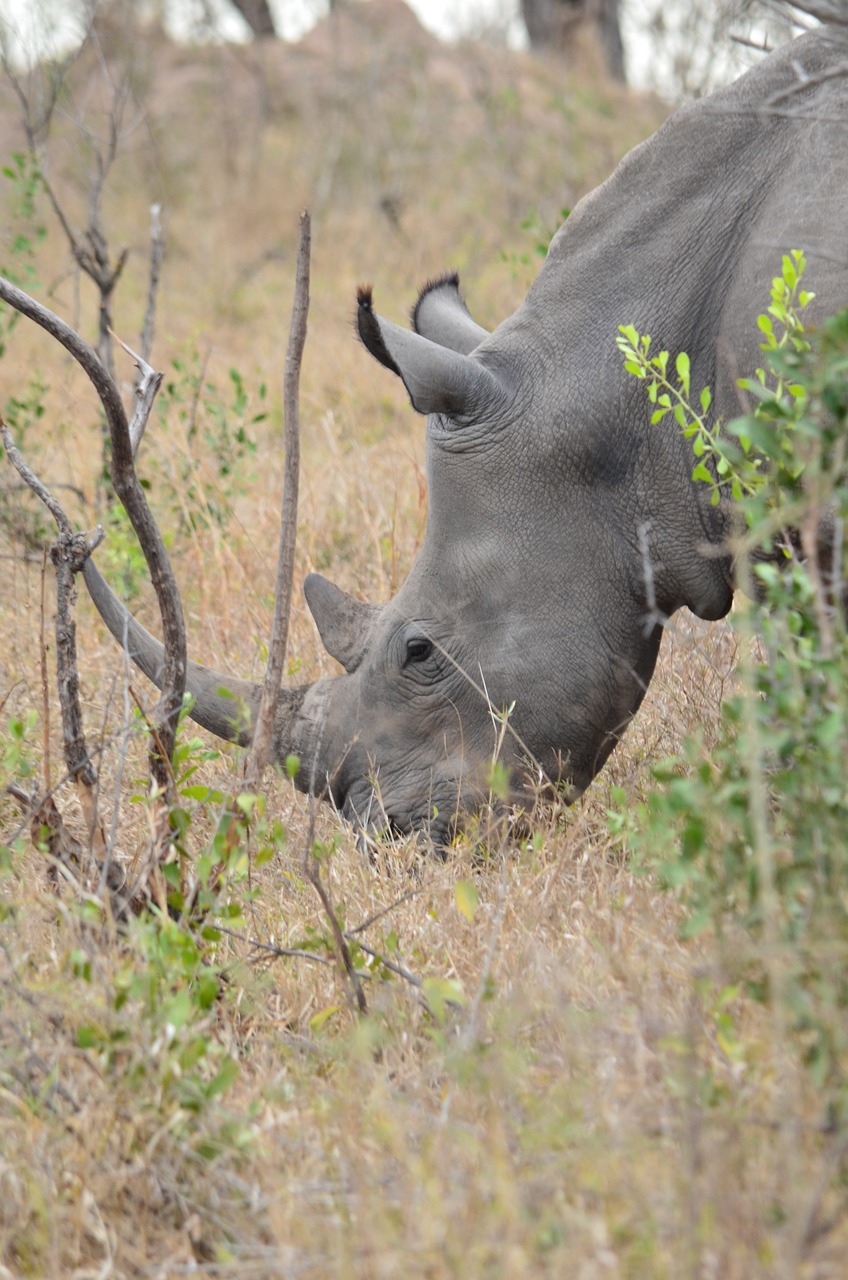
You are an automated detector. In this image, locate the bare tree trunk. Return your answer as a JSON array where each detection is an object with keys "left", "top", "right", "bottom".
[
  {"left": 227, "top": 0, "right": 277, "bottom": 38},
  {"left": 522, "top": 0, "right": 625, "bottom": 82}
]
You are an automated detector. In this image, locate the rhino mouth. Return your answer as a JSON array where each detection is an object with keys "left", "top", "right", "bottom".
[
  {"left": 339, "top": 773, "right": 469, "bottom": 852},
  {"left": 333, "top": 749, "right": 540, "bottom": 852}
]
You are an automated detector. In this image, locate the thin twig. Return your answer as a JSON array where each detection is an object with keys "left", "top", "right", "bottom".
[
  {"left": 108, "top": 326, "right": 164, "bottom": 457},
  {"left": 214, "top": 926, "right": 336, "bottom": 967},
  {"left": 247, "top": 209, "right": 311, "bottom": 785},
  {"left": 39, "top": 550, "right": 52, "bottom": 793},
  {"left": 2, "top": 415, "right": 105, "bottom": 806},
  {"left": 0, "top": 274, "right": 187, "bottom": 798},
  {"left": 302, "top": 790, "right": 368, "bottom": 1016},
  {"left": 140, "top": 202, "right": 165, "bottom": 365},
  {"left": 348, "top": 888, "right": 422, "bottom": 935},
  {"left": 343, "top": 933, "right": 423, "bottom": 989},
  {"left": 1, "top": 416, "right": 71, "bottom": 534}
]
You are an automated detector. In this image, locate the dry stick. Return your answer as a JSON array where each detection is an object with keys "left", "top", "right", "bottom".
[
  {"left": 233, "top": 211, "right": 364, "bottom": 1013},
  {"left": 303, "top": 792, "right": 368, "bottom": 1016},
  {"left": 342, "top": 933, "right": 424, "bottom": 990},
  {"left": 39, "top": 551, "right": 52, "bottom": 793},
  {"left": 1, "top": 417, "right": 109, "bottom": 867},
  {"left": 140, "top": 203, "right": 165, "bottom": 366},
  {"left": 246, "top": 208, "right": 310, "bottom": 785},
  {"left": 109, "top": 328, "right": 164, "bottom": 459},
  {"left": 0, "top": 275, "right": 183, "bottom": 803}
]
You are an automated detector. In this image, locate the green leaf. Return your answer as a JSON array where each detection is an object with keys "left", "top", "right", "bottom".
[
  {"left": 675, "top": 351, "right": 690, "bottom": 394},
  {"left": 309, "top": 1004, "right": 340, "bottom": 1033},
  {"left": 487, "top": 760, "right": 510, "bottom": 802},
  {"left": 757, "top": 314, "right": 775, "bottom": 343},
  {"left": 236, "top": 792, "right": 256, "bottom": 817},
  {"left": 455, "top": 879, "right": 479, "bottom": 923},
  {"left": 181, "top": 784, "right": 223, "bottom": 803},
  {"left": 165, "top": 989, "right": 193, "bottom": 1031},
  {"left": 207, "top": 1055, "right": 239, "bottom": 1099},
  {"left": 422, "top": 977, "right": 466, "bottom": 1023}
]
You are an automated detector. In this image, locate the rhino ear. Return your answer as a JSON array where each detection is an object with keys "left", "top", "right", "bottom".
[
  {"left": 304, "top": 573, "right": 380, "bottom": 673},
  {"left": 357, "top": 285, "right": 506, "bottom": 419},
  {"left": 411, "top": 272, "right": 489, "bottom": 355}
]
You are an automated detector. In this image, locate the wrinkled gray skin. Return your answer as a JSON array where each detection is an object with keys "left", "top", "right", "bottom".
[{"left": 84, "top": 27, "right": 848, "bottom": 847}]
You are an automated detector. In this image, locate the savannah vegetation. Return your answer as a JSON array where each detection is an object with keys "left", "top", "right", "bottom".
[{"left": 0, "top": 4, "right": 846, "bottom": 1276}]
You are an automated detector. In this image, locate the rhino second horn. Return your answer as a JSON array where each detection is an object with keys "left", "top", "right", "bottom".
[
  {"left": 304, "top": 572, "right": 380, "bottom": 673},
  {"left": 356, "top": 286, "right": 505, "bottom": 420}
]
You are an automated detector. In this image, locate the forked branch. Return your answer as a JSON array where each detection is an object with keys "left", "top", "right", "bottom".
[
  {"left": 0, "top": 274, "right": 183, "bottom": 794},
  {"left": 1, "top": 417, "right": 123, "bottom": 894}
]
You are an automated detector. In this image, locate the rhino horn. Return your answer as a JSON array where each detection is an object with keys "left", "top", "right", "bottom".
[
  {"left": 304, "top": 572, "right": 380, "bottom": 673},
  {"left": 410, "top": 272, "right": 490, "bottom": 355},
  {"left": 82, "top": 559, "right": 321, "bottom": 780},
  {"left": 356, "top": 285, "right": 505, "bottom": 418}
]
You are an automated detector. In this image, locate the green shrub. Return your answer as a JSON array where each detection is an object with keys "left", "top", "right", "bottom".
[{"left": 615, "top": 254, "right": 848, "bottom": 1123}]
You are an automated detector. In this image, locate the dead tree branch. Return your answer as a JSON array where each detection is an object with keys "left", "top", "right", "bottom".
[
  {"left": 247, "top": 209, "right": 310, "bottom": 786},
  {"left": 140, "top": 203, "right": 166, "bottom": 366},
  {"left": 0, "top": 275, "right": 185, "bottom": 800},
  {"left": 2, "top": 416, "right": 119, "bottom": 880},
  {"left": 109, "top": 327, "right": 164, "bottom": 457}
]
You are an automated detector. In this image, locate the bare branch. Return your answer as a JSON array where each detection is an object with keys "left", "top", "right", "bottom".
[
  {"left": 0, "top": 274, "right": 187, "bottom": 793},
  {"left": 39, "top": 553, "right": 52, "bottom": 794},
  {"left": 108, "top": 327, "right": 164, "bottom": 457},
  {"left": 247, "top": 209, "right": 311, "bottom": 784},
  {"left": 140, "top": 203, "right": 166, "bottom": 365},
  {"left": 302, "top": 791, "right": 367, "bottom": 1017},
  {"left": 343, "top": 932, "right": 424, "bottom": 989},
  {"left": 1, "top": 417, "right": 73, "bottom": 535},
  {"left": 3, "top": 415, "right": 110, "bottom": 867}
]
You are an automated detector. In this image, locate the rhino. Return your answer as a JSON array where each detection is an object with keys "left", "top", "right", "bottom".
[{"left": 83, "top": 24, "right": 848, "bottom": 846}]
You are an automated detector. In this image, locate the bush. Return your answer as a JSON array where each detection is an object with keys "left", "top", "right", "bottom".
[{"left": 615, "top": 253, "right": 848, "bottom": 1124}]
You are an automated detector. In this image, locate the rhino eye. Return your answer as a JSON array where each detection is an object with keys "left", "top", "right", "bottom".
[{"left": 405, "top": 638, "right": 434, "bottom": 666}]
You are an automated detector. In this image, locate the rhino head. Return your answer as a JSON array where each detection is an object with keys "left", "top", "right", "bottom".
[{"left": 84, "top": 269, "right": 734, "bottom": 847}]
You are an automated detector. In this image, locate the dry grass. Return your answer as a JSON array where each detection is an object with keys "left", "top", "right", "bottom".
[{"left": 1, "top": 6, "right": 846, "bottom": 1277}]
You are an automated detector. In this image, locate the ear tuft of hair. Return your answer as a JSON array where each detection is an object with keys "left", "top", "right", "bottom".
[
  {"left": 356, "top": 286, "right": 402, "bottom": 378},
  {"left": 411, "top": 271, "right": 461, "bottom": 330}
]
